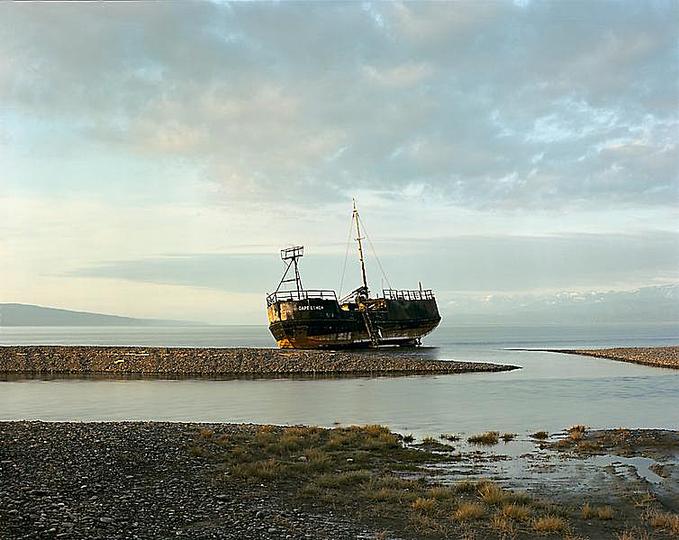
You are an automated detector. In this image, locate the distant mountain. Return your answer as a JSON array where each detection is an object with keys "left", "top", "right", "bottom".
[
  {"left": 441, "top": 284, "right": 679, "bottom": 325},
  {"left": 0, "top": 303, "right": 197, "bottom": 326}
]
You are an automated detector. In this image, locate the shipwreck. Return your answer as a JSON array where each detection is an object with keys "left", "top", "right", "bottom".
[{"left": 266, "top": 202, "right": 441, "bottom": 349}]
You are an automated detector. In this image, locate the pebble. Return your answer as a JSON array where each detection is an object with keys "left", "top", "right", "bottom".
[
  {"left": 0, "top": 421, "right": 376, "bottom": 539},
  {"left": 0, "top": 345, "right": 518, "bottom": 376}
]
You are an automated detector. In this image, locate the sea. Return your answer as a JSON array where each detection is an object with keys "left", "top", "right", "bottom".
[{"left": 1, "top": 324, "right": 678, "bottom": 438}]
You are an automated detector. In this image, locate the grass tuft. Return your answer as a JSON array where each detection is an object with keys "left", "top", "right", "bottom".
[
  {"left": 531, "top": 431, "right": 549, "bottom": 440},
  {"left": 428, "top": 486, "right": 456, "bottom": 500},
  {"left": 478, "top": 481, "right": 507, "bottom": 505},
  {"left": 645, "top": 510, "right": 679, "bottom": 534},
  {"left": 411, "top": 497, "right": 437, "bottom": 514},
  {"left": 409, "top": 513, "right": 444, "bottom": 535},
  {"left": 314, "top": 470, "right": 372, "bottom": 488},
  {"left": 231, "top": 458, "right": 281, "bottom": 480},
  {"left": 582, "top": 502, "right": 615, "bottom": 520},
  {"left": 188, "top": 444, "right": 208, "bottom": 457},
  {"left": 500, "top": 503, "right": 531, "bottom": 521},
  {"left": 506, "top": 491, "right": 532, "bottom": 505},
  {"left": 454, "top": 480, "right": 479, "bottom": 494},
  {"left": 452, "top": 501, "right": 486, "bottom": 521},
  {"left": 568, "top": 425, "right": 587, "bottom": 441},
  {"left": 596, "top": 505, "right": 614, "bottom": 520},
  {"left": 490, "top": 513, "right": 515, "bottom": 535},
  {"left": 581, "top": 502, "right": 595, "bottom": 519},
  {"left": 366, "top": 475, "right": 416, "bottom": 490},
  {"left": 198, "top": 427, "right": 214, "bottom": 439},
  {"left": 365, "top": 486, "right": 415, "bottom": 503},
  {"left": 555, "top": 438, "right": 572, "bottom": 449},
  {"left": 362, "top": 424, "right": 392, "bottom": 436},
  {"left": 304, "top": 448, "right": 331, "bottom": 470},
  {"left": 215, "top": 434, "right": 230, "bottom": 446},
  {"left": 576, "top": 440, "right": 601, "bottom": 452},
  {"left": 501, "top": 433, "right": 517, "bottom": 442},
  {"left": 617, "top": 529, "right": 652, "bottom": 540},
  {"left": 532, "top": 515, "right": 567, "bottom": 534},
  {"left": 468, "top": 431, "right": 500, "bottom": 445}
]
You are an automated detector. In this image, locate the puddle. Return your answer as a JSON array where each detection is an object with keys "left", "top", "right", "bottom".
[
  {"left": 590, "top": 454, "right": 663, "bottom": 484},
  {"left": 412, "top": 434, "right": 677, "bottom": 504}
]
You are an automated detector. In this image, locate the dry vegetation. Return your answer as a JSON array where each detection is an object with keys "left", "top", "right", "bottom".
[
  {"left": 453, "top": 501, "right": 485, "bottom": 521},
  {"left": 616, "top": 529, "right": 652, "bottom": 540},
  {"left": 645, "top": 509, "right": 679, "bottom": 535},
  {"left": 550, "top": 425, "right": 679, "bottom": 460},
  {"left": 582, "top": 502, "right": 614, "bottom": 521},
  {"left": 186, "top": 424, "right": 678, "bottom": 539},
  {"left": 468, "top": 431, "right": 500, "bottom": 445},
  {"left": 500, "top": 503, "right": 532, "bottom": 521},
  {"left": 532, "top": 515, "right": 567, "bottom": 533}
]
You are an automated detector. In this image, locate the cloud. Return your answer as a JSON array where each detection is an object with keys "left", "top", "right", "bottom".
[
  {"left": 66, "top": 231, "right": 679, "bottom": 296},
  {"left": 1, "top": 2, "right": 678, "bottom": 321},
  {"left": 1, "top": 1, "right": 677, "bottom": 209},
  {"left": 362, "top": 61, "right": 434, "bottom": 87}
]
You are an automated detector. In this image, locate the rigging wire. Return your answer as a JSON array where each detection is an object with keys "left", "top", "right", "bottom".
[
  {"left": 337, "top": 209, "right": 354, "bottom": 298},
  {"left": 357, "top": 214, "right": 393, "bottom": 291}
]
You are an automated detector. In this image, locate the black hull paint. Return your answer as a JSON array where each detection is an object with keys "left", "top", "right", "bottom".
[{"left": 267, "top": 297, "right": 441, "bottom": 349}]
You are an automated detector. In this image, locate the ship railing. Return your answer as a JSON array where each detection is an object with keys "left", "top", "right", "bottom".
[
  {"left": 382, "top": 288, "right": 435, "bottom": 301},
  {"left": 266, "top": 289, "right": 337, "bottom": 306}
]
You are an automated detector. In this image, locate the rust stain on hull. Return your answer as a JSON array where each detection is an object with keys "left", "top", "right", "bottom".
[
  {"left": 267, "top": 297, "right": 441, "bottom": 350},
  {"left": 265, "top": 206, "right": 442, "bottom": 349}
]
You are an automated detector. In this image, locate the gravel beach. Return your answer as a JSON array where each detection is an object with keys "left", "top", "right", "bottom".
[
  {"left": 0, "top": 422, "right": 373, "bottom": 540},
  {"left": 546, "top": 346, "right": 679, "bottom": 369},
  {"left": 2, "top": 422, "right": 678, "bottom": 540},
  {"left": 0, "top": 346, "right": 518, "bottom": 377}
]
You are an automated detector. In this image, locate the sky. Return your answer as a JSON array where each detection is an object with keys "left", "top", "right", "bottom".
[{"left": 1, "top": 0, "right": 678, "bottom": 325}]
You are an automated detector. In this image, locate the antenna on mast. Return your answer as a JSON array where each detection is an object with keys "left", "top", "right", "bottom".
[{"left": 352, "top": 199, "right": 369, "bottom": 295}]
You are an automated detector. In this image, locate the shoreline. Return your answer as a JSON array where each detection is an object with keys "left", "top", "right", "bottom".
[
  {"left": 523, "top": 345, "right": 679, "bottom": 369},
  {"left": 1, "top": 421, "right": 677, "bottom": 539},
  {"left": 0, "top": 345, "right": 519, "bottom": 377}
]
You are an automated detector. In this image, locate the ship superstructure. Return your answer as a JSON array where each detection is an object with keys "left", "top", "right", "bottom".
[{"left": 266, "top": 202, "right": 441, "bottom": 349}]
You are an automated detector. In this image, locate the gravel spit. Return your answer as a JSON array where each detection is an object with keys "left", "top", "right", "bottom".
[{"left": 0, "top": 345, "right": 518, "bottom": 377}]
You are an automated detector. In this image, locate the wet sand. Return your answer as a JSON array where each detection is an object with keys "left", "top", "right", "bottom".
[
  {"left": 1, "top": 422, "right": 677, "bottom": 539},
  {"left": 0, "top": 345, "right": 518, "bottom": 377}
]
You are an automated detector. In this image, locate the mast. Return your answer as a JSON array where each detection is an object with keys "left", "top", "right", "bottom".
[{"left": 352, "top": 199, "right": 369, "bottom": 294}]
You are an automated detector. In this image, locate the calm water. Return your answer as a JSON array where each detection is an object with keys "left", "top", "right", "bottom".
[{"left": 1, "top": 324, "right": 678, "bottom": 437}]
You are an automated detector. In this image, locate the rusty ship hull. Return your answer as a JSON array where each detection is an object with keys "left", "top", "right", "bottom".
[
  {"left": 266, "top": 203, "right": 441, "bottom": 349},
  {"left": 267, "top": 294, "right": 441, "bottom": 349}
]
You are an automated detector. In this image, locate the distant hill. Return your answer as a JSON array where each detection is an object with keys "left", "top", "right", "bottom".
[
  {"left": 441, "top": 284, "right": 679, "bottom": 326},
  {"left": 0, "top": 303, "right": 196, "bottom": 326}
]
